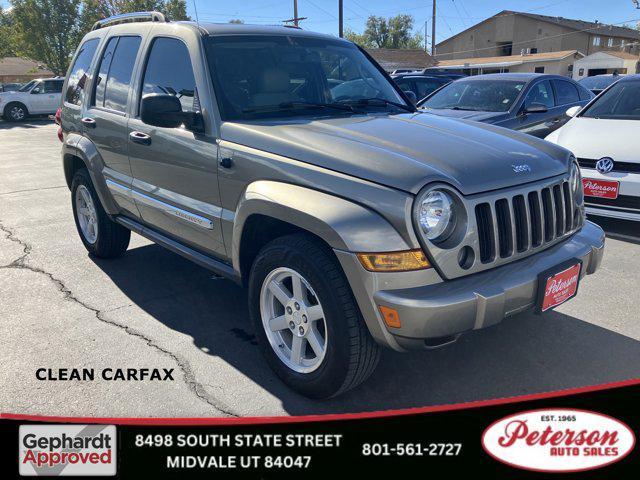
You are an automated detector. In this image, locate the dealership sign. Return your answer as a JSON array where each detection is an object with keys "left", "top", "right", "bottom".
[
  {"left": 19, "top": 425, "right": 116, "bottom": 476},
  {"left": 482, "top": 409, "right": 635, "bottom": 472}
]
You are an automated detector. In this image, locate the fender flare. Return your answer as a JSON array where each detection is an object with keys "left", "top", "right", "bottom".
[
  {"left": 231, "top": 180, "right": 411, "bottom": 274},
  {"left": 62, "top": 133, "right": 120, "bottom": 215}
]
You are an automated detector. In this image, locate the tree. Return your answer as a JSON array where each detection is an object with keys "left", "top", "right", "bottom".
[
  {"left": 10, "top": 0, "right": 82, "bottom": 75},
  {"left": 229, "top": 19, "right": 244, "bottom": 24},
  {"left": 8, "top": 0, "right": 189, "bottom": 75},
  {"left": 0, "top": 7, "right": 19, "bottom": 58},
  {"left": 348, "top": 14, "right": 424, "bottom": 50}
]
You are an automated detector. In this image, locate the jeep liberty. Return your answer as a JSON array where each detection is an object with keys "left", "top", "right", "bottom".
[{"left": 60, "top": 12, "right": 605, "bottom": 398}]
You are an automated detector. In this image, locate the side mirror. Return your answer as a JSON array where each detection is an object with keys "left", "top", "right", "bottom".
[
  {"left": 565, "top": 105, "right": 581, "bottom": 117},
  {"left": 403, "top": 90, "right": 417, "bottom": 104},
  {"left": 523, "top": 103, "right": 548, "bottom": 114},
  {"left": 31, "top": 87, "right": 41, "bottom": 94},
  {"left": 140, "top": 93, "right": 203, "bottom": 131}
]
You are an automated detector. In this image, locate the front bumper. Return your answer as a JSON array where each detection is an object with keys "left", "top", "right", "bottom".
[{"left": 336, "top": 221, "right": 605, "bottom": 351}]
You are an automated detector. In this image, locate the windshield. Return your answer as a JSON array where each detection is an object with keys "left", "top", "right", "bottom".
[
  {"left": 18, "top": 80, "right": 37, "bottom": 92},
  {"left": 205, "top": 35, "right": 406, "bottom": 120},
  {"left": 581, "top": 80, "right": 640, "bottom": 120},
  {"left": 420, "top": 79, "right": 526, "bottom": 112},
  {"left": 579, "top": 76, "right": 619, "bottom": 90}
]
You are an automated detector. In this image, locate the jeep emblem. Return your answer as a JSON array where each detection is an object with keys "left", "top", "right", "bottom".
[{"left": 512, "top": 164, "right": 532, "bottom": 173}]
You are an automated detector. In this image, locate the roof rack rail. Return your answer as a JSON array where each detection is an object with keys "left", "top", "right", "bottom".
[{"left": 91, "top": 11, "right": 167, "bottom": 31}]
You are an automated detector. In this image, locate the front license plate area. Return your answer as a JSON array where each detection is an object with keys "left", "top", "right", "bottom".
[
  {"left": 582, "top": 178, "right": 619, "bottom": 199},
  {"left": 537, "top": 260, "right": 582, "bottom": 313}
]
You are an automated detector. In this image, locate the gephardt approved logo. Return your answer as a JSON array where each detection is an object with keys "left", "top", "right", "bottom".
[
  {"left": 482, "top": 409, "right": 635, "bottom": 472},
  {"left": 19, "top": 425, "right": 116, "bottom": 476}
]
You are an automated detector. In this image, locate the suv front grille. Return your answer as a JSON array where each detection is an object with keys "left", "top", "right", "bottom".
[{"left": 475, "top": 180, "right": 577, "bottom": 266}]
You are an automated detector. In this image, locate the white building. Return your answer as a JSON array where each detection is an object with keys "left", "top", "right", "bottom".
[{"left": 573, "top": 51, "right": 640, "bottom": 79}]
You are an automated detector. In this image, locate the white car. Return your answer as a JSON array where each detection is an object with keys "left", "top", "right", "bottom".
[
  {"left": 546, "top": 75, "right": 640, "bottom": 222},
  {"left": 0, "top": 78, "right": 64, "bottom": 122}
]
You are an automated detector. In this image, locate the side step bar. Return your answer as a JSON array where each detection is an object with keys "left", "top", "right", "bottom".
[{"left": 115, "top": 216, "right": 239, "bottom": 283}]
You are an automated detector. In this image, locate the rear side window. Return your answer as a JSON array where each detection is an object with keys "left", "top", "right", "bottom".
[
  {"left": 65, "top": 38, "right": 99, "bottom": 105},
  {"left": 140, "top": 37, "right": 197, "bottom": 113},
  {"left": 524, "top": 80, "right": 555, "bottom": 108},
  {"left": 94, "top": 36, "right": 141, "bottom": 112},
  {"left": 44, "top": 80, "right": 64, "bottom": 93},
  {"left": 553, "top": 80, "right": 580, "bottom": 105}
]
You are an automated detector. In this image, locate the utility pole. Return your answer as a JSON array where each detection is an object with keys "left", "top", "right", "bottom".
[
  {"left": 339, "top": 0, "right": 344, "bottom": 37},
  {"left": 424, "top": 20, "right": 428, "bottom": 51},
  {"left": 283, "top": 0, "right": 306, "bottom": 27},
  {"left": 431, "top": 0, "right": 437, "bottom": 56}
]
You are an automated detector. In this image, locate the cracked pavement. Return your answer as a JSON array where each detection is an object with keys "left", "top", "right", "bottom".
[{"left": 1, "top": 119, "right": 639, "bottom": 418}]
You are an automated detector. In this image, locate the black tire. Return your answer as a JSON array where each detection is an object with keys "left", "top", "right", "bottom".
[
  {"left": 248, "top": 233, "right": 380, "bottom": 399},
  {"left": 3, "top": 102, "right": 28, "bottom": 122},
  {"left": 71, "top": 168, "right": 130, "bottom": 258}
]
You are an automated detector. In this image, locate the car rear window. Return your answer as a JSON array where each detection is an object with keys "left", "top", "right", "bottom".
[
  {"left": 65, "top": 38, "right": 99, "bottom": 106},
  {"left": 553, "top": 80, "right": 580, "bottom": 105},
  {"left": 93, "top": 36, "right": 141, "bottom": 113},
  {"left": 44, "top": 80, "right": 64, "bottom": 93}
]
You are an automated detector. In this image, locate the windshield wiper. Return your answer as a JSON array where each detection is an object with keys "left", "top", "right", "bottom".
[
  {"left": 338, "top": 97, "right": 415, "bottom": 113},
  {"left": 242, "top": 101, "right": 358, "bottom": 114},
  {"left": 450, "top": 106, "right": 481, "bottom": 111}
]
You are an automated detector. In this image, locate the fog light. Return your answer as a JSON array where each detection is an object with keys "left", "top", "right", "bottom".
[
  {"left": 379, "top": 306, "right": 401, "bottom": 328},
  {"left": 357, "top": 249, "right": 430, "bottom": 272}
]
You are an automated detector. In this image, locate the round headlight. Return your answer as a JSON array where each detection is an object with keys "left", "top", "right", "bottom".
[
  {"left": 569, "top": 161, "right": 583, "bottom": 203},
  {"left": 418, "top": 190, "right": 456, "bottom": 241}
]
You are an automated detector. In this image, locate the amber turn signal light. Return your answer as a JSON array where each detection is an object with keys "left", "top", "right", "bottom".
[
  {"left": 379, "top": 306, "right": 401, "bottom": 328},
  {"left": 357, "top": 249, "right": 430, "bottom": 272}
]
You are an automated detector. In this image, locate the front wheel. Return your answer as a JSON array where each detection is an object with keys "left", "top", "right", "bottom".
[
  {"left": 248, "top": 234, "right": 380, "bottom": 398},
  {"left": 71, "top": 168, "right": 130, "bottom": 258},
  {"left": 3, "top": 102, "right": 28, "bottom": 122}
]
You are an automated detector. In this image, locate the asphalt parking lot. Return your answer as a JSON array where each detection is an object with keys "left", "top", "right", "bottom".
[{"left": 1, "top": 118, "right": 639, "bottom": 418}]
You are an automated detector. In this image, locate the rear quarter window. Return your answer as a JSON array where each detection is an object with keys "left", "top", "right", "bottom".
[
  {"left": 553, "top": 80, "right": 580, "bottom": 105},
  {"left": 93, "top": 36, "right": 142, "bottom": 113},
  {"left": 65, "top": 38, "right": 100, "bottom": 106}
]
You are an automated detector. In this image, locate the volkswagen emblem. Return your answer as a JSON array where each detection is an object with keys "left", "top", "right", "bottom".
[{"left": 596, "top": 157, "right": 614, "bottom": 174}]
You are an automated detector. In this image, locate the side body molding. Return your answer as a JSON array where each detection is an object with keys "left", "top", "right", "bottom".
[
  {"left": 232, "top": 180, "right": 411, "bottom": 274},
  {"left": 62, "top": 133, "right": 120, "bottom": 215}
]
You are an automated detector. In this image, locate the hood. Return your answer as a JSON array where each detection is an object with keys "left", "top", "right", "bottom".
[
  {"left": 221, "top": 112, "right": 570, "bottom": 195},
  {"left": 420, "top": 108, "right": 507, "bottom": 124},
  {"left": 550, "top": 117, "right": 639, "bottom": 162}
]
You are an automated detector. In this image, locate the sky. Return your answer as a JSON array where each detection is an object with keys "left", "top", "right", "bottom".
[{"left": 2, "top": 0, "right": 640, "bottom": 45}]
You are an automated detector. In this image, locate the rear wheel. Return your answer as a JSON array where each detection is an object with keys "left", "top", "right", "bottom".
[
  {"left": 248, "top": 233, "right": 380, "bottom": 398},
  {"left": 3, "top": 102, "right": 28, "bottom": 122},
  {"left": 71, "top": 168, "right": 130, "bottom": 258}
]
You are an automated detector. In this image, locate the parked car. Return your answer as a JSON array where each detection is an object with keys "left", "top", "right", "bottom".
[
  {"left": 61, "top": 13, "right": 604, "bottom": 398},
  {"left": 0, "top": 77, "right": 64, "bottom": 121},
  {"left": 389, "top": 68, "right": 417, "bottom": 75},
  {"left": 391, "top": 74, "right": 451, "bottom": 102},
  {"left": 418, "top": 73, "right": 594, "bottom": 138},
  {"left": 578, "top": 74, "right": 622, "bottom": 95},
  {"left": 420, "top": 68, "right": 467, "bottom": 81},
  {"left": 0, "top": 82, "right": 22, "bottom": 92},
  {"left": 546, "top": 75, "right": 640, "bottom": 222}
]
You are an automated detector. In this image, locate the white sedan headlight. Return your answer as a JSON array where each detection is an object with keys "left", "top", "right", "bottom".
[{"left": 417, "top": 189, "right": 457, "bottom": 242}]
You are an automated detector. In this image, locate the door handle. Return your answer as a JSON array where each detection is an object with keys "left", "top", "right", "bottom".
[
  {"left": 129, "top": 131, "right": 152, "bottom": 146},
  {"left": 81, "top": 117, "right": 96, "bottom": 128},
  {"left": 219, "top": 157, "right": 233, "bottom": 168}
]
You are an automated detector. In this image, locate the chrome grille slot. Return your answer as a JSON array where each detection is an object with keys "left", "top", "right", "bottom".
[
  {"left": 541, "top": 187, "right": 555, "bottom": 242},
  {"left": 562, "top": 182, "right": 573, "bottom": 232},
  {"left": 553, "top": 184, "right": 565, "bottom": 236},
  {"left": 495, "top": 199, "right": 513, "bottom": 258},
  {"left": 472, "top": 180, "right": 577, "bottom": 272},
  {"left": 475, "top": 203, "right": 495, "bottom": 263},
  {"left": 512, "top": 195, "right": 529, "bottom": 253},
  {"left": 528, "top": 191, "right": 543, "bottom": 247}
]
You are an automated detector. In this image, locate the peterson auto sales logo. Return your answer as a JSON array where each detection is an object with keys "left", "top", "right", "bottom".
[
  {"left": 482, "top": 409, "right": 635, "bottom": 472},
  {"left": 19, "top": 425, "right": 116, "bottom": 476}
]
